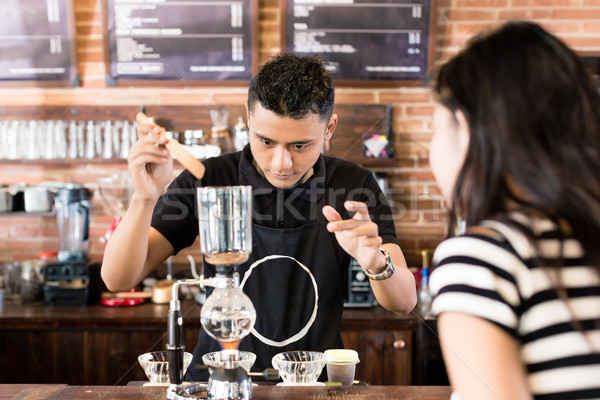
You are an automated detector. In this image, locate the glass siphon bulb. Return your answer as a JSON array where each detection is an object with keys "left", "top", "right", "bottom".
[{"left": 200, "top": 274, "right": 256, "bottom": 350}]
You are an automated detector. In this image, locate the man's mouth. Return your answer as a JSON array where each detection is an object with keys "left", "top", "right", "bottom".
[{"left": 270, "top": 172, "right": 294, "bottom": 180}]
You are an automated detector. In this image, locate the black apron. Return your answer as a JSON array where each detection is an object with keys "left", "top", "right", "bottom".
[{"left": 185, "top": 198, "right": 347, "bottom": 382}]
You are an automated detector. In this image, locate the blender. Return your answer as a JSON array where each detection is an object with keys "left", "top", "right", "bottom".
[{"left": 43, "top": 184, "right": 94, "bottom": 306}]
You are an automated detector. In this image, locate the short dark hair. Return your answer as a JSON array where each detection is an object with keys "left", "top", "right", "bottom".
[
  {"left": 247, "top": 53, "right": 335, "bottom": 121},
  {"left": 434, "top": 21, "right": 600, "bottom": 265}
]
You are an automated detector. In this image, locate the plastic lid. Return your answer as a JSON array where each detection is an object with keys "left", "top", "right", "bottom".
[
  {"left": 324, "top": 349, "right": 360, "bottom": 364},
  {"left": 37, "top": 251, "right": 58, "bottom": 260},
  {"left": 55, "top": 186, "right": 92, "bottom": 203}
]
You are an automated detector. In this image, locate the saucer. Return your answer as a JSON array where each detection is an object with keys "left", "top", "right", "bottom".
[{"left": 276, "top": 382, "right": 326, "bottom": 386}]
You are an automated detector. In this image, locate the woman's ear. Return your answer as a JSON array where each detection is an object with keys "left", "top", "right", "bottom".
[{"left": 454, "top": 110, "right": 470, "bottom": 155}]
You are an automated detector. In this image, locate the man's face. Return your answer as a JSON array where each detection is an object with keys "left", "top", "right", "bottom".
[{"left": 247, "top": 102, "right": 337, "bottom": 188}]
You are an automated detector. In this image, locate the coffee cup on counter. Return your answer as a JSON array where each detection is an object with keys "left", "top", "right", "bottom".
[{"left": 325, "top": 349, "right": 360, "bottom": 385}]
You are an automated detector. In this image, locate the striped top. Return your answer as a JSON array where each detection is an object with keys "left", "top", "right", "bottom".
[{"left": 430, "top": 212, "right": 600, "bottom": 400}]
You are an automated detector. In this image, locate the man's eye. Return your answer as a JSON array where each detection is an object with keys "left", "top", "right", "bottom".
[
  {"left": 292, "top": 144, "right": 308, "bottom": 150},
  {"left": 261, "top": 139, "right": 273, "bottom": 146}
]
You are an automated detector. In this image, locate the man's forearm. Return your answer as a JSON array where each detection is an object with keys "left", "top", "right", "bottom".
[
  {"left": 369, "top": 245, "right": 417, "bottom": 313},
  {"left": 100, "top": 197, "right": 157, "bottom": 292}
]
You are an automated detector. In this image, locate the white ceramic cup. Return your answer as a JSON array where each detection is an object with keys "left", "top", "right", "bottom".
[{"left": 325, "top": 349, "right": 360, "bottom": 385}]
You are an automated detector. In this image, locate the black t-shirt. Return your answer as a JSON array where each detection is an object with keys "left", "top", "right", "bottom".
[
  {"left": 152, "top": 145, "right": 398, "bottom": 251},
  {"left": 151, "top": 145, "right": 398, "bottom": 378}
]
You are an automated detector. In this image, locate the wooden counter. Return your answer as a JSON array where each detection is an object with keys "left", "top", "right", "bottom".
[
  {"left": 0, "top": 302, "right": 445, "bottom": 386},
  {"left": 4, "top": 384, "right": 452, "bottom": 399}
]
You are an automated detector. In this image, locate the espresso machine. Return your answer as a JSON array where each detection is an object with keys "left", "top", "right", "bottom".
[
  {"left": 43, "top": 184, "right": 94, "bottom": 306},
  {"left": 166, "top": 186, "right": 257, "bottom": 400}
]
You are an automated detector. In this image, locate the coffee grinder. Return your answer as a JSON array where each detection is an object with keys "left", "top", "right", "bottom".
[{"left": 43, "top": 184, "right": 94, "bottom": 306}]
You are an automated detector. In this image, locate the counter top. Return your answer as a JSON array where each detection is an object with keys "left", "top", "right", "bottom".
[
  {"left": 0, "top": 301, "right": 418, "bottom": 330},
  {"left": 5, "top": 384, "right": 452, "bottom": 399}
]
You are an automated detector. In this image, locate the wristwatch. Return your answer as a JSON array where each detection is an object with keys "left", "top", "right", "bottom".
[{"left": 364, "top": 248, "right": 396, "bottom": 281}]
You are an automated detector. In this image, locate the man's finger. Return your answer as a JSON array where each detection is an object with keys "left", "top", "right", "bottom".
[
  {"left": 322, "top": 205, "right": 342, "bottom": 222},
  {"left": 345, "top": 201, "right": 371, "bottom": 221}
]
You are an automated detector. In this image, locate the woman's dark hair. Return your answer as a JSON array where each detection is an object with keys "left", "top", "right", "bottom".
[
  {"left": 247, "top": 53, "right": 335, "bottom": 122},
  {"left": 434, "top": 21, "right": 600, "bottom": 266}
]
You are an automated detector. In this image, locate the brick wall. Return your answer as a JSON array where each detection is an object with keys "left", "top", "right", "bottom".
[{"left": 1, "top": 0, "right": 599, "bottom": 266}]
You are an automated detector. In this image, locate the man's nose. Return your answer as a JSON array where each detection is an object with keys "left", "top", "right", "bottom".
[{"left": 271, "top": 146, "right": 292, "bottom": 171}]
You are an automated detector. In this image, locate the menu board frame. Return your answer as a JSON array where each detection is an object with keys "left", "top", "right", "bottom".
[
  {"left": 280, "top": 0, "right": 437, "bottom": 87},
  {"left": 101, "top": 0, "right": 259, "bottom": 87},
  {"left": 0, "top": 0, "right": 80, "bottom": 87}
]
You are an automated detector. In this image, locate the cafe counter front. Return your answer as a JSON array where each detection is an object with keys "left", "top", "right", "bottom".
[
  {"left": 0, "top": 301, "right": 446, "bottom": 387},
  {"left": 3, "top": 384, "right": 452, "bottom": 400}
]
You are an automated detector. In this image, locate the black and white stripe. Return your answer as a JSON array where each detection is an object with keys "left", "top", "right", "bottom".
[{"left": 431, "top": 213, "right": 600, "bottom": 399}]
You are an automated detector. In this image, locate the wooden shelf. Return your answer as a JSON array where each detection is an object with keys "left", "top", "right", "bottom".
[
  {"left": 0, "top": 158, "right": 127, "bottom": 165},
  {"left": 0, "top": 211, "right": 54, "bottom": 217},
  {"left": 352, "top": 158, "right": 396, "bottom": 168}
]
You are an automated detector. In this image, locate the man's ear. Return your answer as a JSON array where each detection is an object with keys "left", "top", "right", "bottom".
[
  {"left": 325, "top": 114, "right": 338, "bottom": 141},
  {"left": 245, "top": 101, "right": 250, "bottom": 126}
]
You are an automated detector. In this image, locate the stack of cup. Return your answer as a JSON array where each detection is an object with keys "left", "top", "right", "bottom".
[{"left": 324, "top": 349, "right": 360, "bottom": 385}]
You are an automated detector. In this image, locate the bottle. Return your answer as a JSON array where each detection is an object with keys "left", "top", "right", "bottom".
[
  {"left": 233, "top": 116, "right": 249, "bottom": 151},
  {"left": 418, "top": 250, "right": 432, "bottom": 316}
]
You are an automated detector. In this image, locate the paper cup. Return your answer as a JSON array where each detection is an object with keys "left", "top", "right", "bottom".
[{"left": 325, "top": 349, "right": 359, "bottom": 385}]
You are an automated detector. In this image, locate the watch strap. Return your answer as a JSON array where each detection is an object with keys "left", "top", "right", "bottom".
[{"left": 364, "top": 248, "right": 396, "bottom": 281}]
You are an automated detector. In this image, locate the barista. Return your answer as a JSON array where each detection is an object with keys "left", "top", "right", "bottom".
[{"left": 101, "top": 53, "right": 417, "bottom": 380}]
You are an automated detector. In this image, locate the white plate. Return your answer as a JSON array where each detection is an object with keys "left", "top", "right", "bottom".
[{"left": 276, "top": 382, "right": 326, "bottom": 387}]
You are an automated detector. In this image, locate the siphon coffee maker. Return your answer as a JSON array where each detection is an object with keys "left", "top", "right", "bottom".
[
  {"left": 166, "top": 186, "right": 256, "bottom": 400},
  {"left": 43, "top": 184, "right": 94, "bottom": 306}
]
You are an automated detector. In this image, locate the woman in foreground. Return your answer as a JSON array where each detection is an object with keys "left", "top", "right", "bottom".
[{"left": 429, "top": 21, "right": 600, "bottom": 400}]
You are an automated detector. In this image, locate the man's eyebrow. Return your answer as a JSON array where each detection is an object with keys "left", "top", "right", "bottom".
[{"left": 255, "top": 133, "right": 314, "bottom": 145}]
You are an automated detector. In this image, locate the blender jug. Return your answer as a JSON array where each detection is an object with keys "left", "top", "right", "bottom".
[{"left": 55, "top": 185, "right": 92, "bottom": 262}]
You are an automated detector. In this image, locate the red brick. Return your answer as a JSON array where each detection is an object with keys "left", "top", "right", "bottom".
[
  {"left": 380, "top": 90, "right": 432, "bottom": 104},
  {"left": 0, "top": 239, "right": 42, "bottom": 251},
  {"left": 259, "top": 9, "right": 278, "bottom": 21},
  {"left": 539, "top": 21, "right": 583, "bottom": 35},
  {"left": 497, "top": 9, "right": 555, "bottom": 20},
  {"left": 213, "top": 92, "right": 252, "bottom": 105},
  {"left": 10, "top": 226, "right": 59, "bottom": 238},
  {"left": 260, "top": 0, "right": 279, "bottom": 7},
  {"left": 417, "top": 238, "right": 446, "bottom": 250},
  {"left": 455, "top": 0, "right": 508, "bottom": 6},
  {"left": 555, "top": 8, "right": 600, "bottom": 19},
  {"left": 392, "top": 170, "right": 437, "bottom": 183},
  {"left": 334, "top": 91, "right": 378, "bottom": 104},
  {"left": 446, "top": 9, "right": 498, "bottom": 21},
  {"left": 405, "top": 105, "right": 435, "bottom": 117},
  {"left": 583, "top": 22, "right": 600, "bottom": 33},
  {"left": 454, "top": 22, "right": 499, "bottom": 37},
  {"left": 512, "top": 0, "right": 581, "bottom": 5},
  {"left": 562, "top": 36, "right": 600, "bottom": 49},
  {"left": 389, "top": 157, "right": 417, "bottom": 169},
  {"left": 158, "top": 92, "right": 215, "bottom": 106},
  {"left": 393, "top": 119, "right": 428, "bottom": 133},
  {"left": 396, "top": 221, "right": 447, "bottom": 233},
  {"left": 74, "top": 0, "right": 100, "bottom": 11},
  {"left": 422, "top": 211, "right": 450, "bottom": 224}
]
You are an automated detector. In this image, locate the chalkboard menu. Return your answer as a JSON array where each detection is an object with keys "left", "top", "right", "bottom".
[
  {"left": 282, "top": 0, "right": 434, "bottom": 85},
  {"left": 103, "top": 0, "right": 258, "bottom": 85},
  {"left": 0, "top": 0, "right": 79, "bottom": 86}
]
